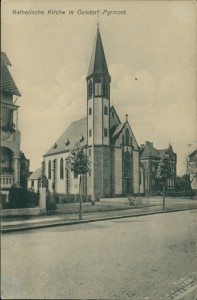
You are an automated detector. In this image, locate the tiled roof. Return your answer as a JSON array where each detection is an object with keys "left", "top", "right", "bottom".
[
  {"left": 188, "top": 149, "right": 197, "bottom": 159},
  {"left": 140, "top": 143, "right": 161, "bottom": 159},
  {"left": 1, "top": 52, "right": 21, "bottom": 96},
  {"left": 1, "top": 52, "right": 11, "bottom": 66},
  {"left": 44, "top": 117, "right": 87, "bottom": 156},
  {"left": 28, "top": 168, "right": 42, "bottom": 180},
  {"left": 87, "top": 27, "right": 110, "bottom": 79}
]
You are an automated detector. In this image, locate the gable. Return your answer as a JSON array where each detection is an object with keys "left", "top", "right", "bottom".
[
  {"left": 189, "top": 149, "right": 197, "bottom": 162},
  {"left": 111, "top": 121, "right": 139, "bottom": 150},
  {"left": 110, "top": 106, "right": 121, "bottom": 129}
]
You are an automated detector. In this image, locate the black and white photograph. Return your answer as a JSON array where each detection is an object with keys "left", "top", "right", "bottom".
[{"left": 1, "top": 0, "right": 197, "bottom": 299}]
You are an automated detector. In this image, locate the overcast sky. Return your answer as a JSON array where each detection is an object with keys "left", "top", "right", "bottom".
[{"left": 2, "top": 0, "right": 196, "bottom": 175}]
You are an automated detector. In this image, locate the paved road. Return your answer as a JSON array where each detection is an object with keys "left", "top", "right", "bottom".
[{"left": 1, "top": 210, "right": 197, "bottom": 299}]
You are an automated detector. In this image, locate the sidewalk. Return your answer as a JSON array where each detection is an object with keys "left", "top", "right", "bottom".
[{"left": 1, "top": 198, "right": 197, "bottom": 233}]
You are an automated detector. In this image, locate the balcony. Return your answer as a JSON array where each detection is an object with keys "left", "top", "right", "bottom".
[
  {"left": 1, "top": 101, "right": 19, "bottom": 111},
  {"left": 0, "top": 175, "right": 15, "bottom": 189},
  {"left": 1, "top": 123, "right": 16, "bottom": 133},
  {"left": 1, "top": 167, "right": 14, "bottom": 174}
]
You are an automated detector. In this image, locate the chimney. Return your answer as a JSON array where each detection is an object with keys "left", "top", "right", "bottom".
[{"left": 145, "top": 141, "right": 153, "bottom": 146}]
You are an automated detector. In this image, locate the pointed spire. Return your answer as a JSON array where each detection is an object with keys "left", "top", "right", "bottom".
[{"left": 87, "top": 26, "right": 111, "bottom": 79}]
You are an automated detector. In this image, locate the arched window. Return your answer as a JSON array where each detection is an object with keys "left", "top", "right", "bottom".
[
  {"left": 88, "top": 80, "right": 93, "bottom": 98},
  {"left": 124, "top": 153, "right": 131, "bottom": 178},
  {"left": 104, "top": 128, "right": 108, "bottom": 137},
  {"left": 94, "top": 78, "right": 101, "bottom": 96},
  {"left": 60, "top": 158, "right": 64, "bottom": 179},
  {"left": 103, "top": 80, "right": 109, "bottom": 99},
  {"left": 125, "top": 128, "right": 129, "bottom": 146},
  {"left": 122, "top": 135, "right": 125, "bottom": 145},
  {"left": 48, "top": 160, "right": 51, "bottom": 179}
]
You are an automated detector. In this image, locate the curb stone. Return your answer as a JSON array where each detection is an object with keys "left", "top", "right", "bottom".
[{"left": 1, "top": 207, "right": 197, "bottom": 234}]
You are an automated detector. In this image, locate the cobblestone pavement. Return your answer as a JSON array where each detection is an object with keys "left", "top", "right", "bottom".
[{"left": 166, "top": 276, "right": 196, "bottom": 300}]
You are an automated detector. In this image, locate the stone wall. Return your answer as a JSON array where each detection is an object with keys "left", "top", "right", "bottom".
[{"left": 1, "top": 207, "right": 46, "bottom": 217}]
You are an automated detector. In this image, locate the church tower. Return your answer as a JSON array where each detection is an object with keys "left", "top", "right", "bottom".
[{"left": 86, "top": 25, "right": 111, "bottom": 198}]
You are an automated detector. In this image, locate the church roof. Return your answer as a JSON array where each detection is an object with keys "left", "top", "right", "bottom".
[
  {"left": 1, "top": 52, "right": 21, "bottom": 96},
  {"left": 111, "top": 123, "right": 125, "bottom": 139},
  {"left": 87, "top": 27, "right": 110, "bottom": 79},
  {"left": 44, "top": 117, "right": 87, "bottom": 157}
]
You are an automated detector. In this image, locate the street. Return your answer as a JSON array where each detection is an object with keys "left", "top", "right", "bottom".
[{"left": 1, "top": 210, "right": 197, "bottom": 299}]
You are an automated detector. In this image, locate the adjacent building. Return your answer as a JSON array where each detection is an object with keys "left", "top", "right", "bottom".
[
  {"left": 188, "top": 149, "right": 197, "bottom": 195},
  {"left": 1, "top": 52, "right": 22, "bottom": 202},
  {"left": 43, "top": 26, "right": 143, "bottom": 198},
  {"left": 27, "top": 167, "right": 48, "bottom": 193},
  {"left": 140, "top": 141, "right": 177, "bottom": 195}
]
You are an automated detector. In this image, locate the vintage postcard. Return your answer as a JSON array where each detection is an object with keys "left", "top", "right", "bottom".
[{"left": 1, "top": 0, "right": 197, "bottom": 299}]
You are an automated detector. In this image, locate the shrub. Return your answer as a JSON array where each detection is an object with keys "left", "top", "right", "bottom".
[
  {"left": 2, "top": 186, "right": 39, "bottom": 209},
  {"left": 26, "top": 189, "right": 39, "bottom": 207},
  {"left": 53, "top": 192, "right": 60, "bottom": 203},
  {"left": 57, "top": 193, "right": 91, "bottom": 204}
]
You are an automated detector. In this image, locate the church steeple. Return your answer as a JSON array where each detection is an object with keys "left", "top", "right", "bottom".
[
  {"left": 86, "top": 25, "right": 112, "bottom": 199},
  {"left": 87, "top": 26, "right": 111, "bottom": 79}
]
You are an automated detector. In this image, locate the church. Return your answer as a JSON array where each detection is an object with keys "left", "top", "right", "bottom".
[{"left": 43, "top": 26, "right": 144, "bottom": 198}]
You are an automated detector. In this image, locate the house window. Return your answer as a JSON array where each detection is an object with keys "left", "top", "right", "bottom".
[
  {"left": 31, "top": 180, "right": 34, "bottom": 187},
  {"left": 88, "top": 80, "right": 93, "bottom": 98},
  {"left": 112, "top": 112, "right": 114, "bottom": 118},
  {"left": 95, "top": 79, "right": 101, "bottom": 96},
  {"left": 89, "top": 148, "right": 91, "bottom": 156},
  {"left": 48, "top": 160, "right": 51, "bottom": 179},
  {"left": 126, "top": 128, "right": 129, "bottom": 146},
  {"left": 105, "top": 159, "right": 108, "bottom": 167},
  {"left": 104, "top": 128, "right": 108, "bottom": 137},
  {"left": 89, "top": 107, "right": 92, "bottom": 115},
  {"left": 89, "top": 169, "right": 91, "bottom": 177},
  {"left": 89, "top": 129, "right": 92, "bottom": 137},
  {"left": 104, "top": 106, "right": 108, "bottom": 115},
  {"left": 60, "top": 158, "right": 64, "bottom": 179}
]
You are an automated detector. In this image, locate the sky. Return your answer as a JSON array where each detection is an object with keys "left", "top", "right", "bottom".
[{"left": 2, "top": 0, "right": 197, "bottom": 175}]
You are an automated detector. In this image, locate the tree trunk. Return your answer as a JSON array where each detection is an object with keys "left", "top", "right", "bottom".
[
  {"left": 79, "top": 174, "right": 82, "bottom": 220},
  {"left": 162, "top": 184, "right": 166, "bottom": 210},
  {"left": 190, "top": 181, "right": 193, "bottom": 199}
]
